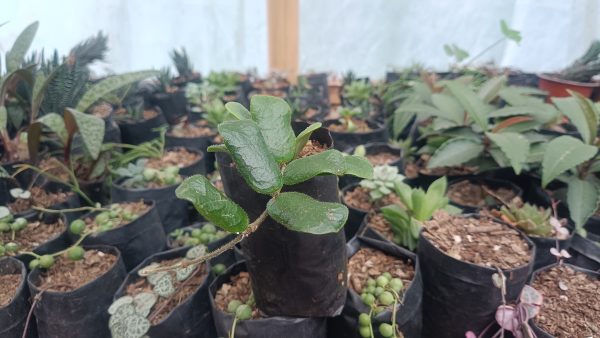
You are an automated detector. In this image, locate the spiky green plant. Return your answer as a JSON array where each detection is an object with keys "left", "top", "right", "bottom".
[
  {"left": 499, "top": 201, "right": 554, "bottom": 237},
  {"left": 170, "top": 47, "right": 194, "bottom": 79}
]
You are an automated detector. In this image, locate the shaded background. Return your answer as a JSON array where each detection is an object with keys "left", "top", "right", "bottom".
[{"left": 2, "top": 0, "right": 599, "bottom": 77}]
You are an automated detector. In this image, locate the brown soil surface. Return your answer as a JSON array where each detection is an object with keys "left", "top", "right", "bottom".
[
  {"left": 8, "top": 186, "right": 73, "bottom": 214},
  {"left": 343, "top": 186, "right": 402, "bottom": 212},
  {"left": 90, "top": 102, "right": 113, "bottom": 118},
  {"left": 85, "top": 201, "right": 150, "bottom": 232},
  {"left": 168, "top": 121, "right": 215, "bottom": 138},
  {"left": 36, "top": 250, "right": 117, "bottom": 292},
  {"left": 447, "top": 180, "right": 516, "bottom": 208},
  {"left": 0, "top": 138, "right": 29, "bottom": 162},
  {"left": 532, "top": 265, "right": 599, "bottom": 337},
  {"left": 328, "top": 118, "right": 372, "bottom": 133},
  {"left": 0, "top": 274, "right": 21, "bottom": 307},
  {"left": 145, "top": 148, "right": 201, "bottom": 169},
  {"left": 38, "top": 157, "right": 70, "bottom": 181},
  {"left": 348, "top": 247, "right": 414, "bottom": 294},
  {"left": 422, "top": 211, "right": 531, "bottom": 269},
  {"left": 215, "top": 271, "right": 261, "bottom": 319},
  {"left": 366, "top": 152, "right": 401, "bottom": 166},
  {"left": 404, "top": 155, "right": 477, "bottom": 179},
  {"left": 298, "top": 140, "right": 329, "bottom": 158},
  {"left": 0, "top": 218, "right": 66, "bottom": 253},
  {"left": 367, "top": 213, "right": 395, "bottom": 241},
  {"left": 125, "top": 258, "right": 207, "bottom": 325}
]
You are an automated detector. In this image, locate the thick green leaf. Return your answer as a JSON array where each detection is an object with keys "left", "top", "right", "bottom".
[
  {"left": 175, "top": 175, "right": 249, "bottom": 233},
  {"left": 6, "top": 21, "right": 38, "bottom": 72},
  {"left": 0, "top": 106, "right": 6, "bottom": 130},
  {"left": 431, "top": 93, "right": 464, "bottom": 124},
  {"left": 225, "top": 102, "right": 251, "bottom": 120},
  {"left": 267, "top": 192, "right": 348, "bottom": 234},
  {"left": 478, "top": 75, "right": 507, "bottom": 103},
  {"left": 417, "top": 176, "right": 448, "bottom": 221},
  {"left": 541, "top": 135, "right": 597, "bottom": 187},
  {"left": 249, "top": 95, "right": 295, "bottom": 163},
  {"left": 219, "top": 119, "right": 282, "bottom": 194},
  {"left": 567, "top": 178, "right": 600, "bottom": 229},
  {"left": 293, "top": 122, "right": 322, "bottom": 158},
  {"left": 489, "top": 105, "right": 556, "bottom": 124},
  {"left": 485, "top": 132, "right": 530, "bottom": 174},
  {"left": 38, "top": 113, "right": 67, "bottom": 143},
  {"left": 445, "top": 80, "right": 488, "bottom": 130},
  {"left": 498, "top": 87, "right": 545, "bottom": 106},
  {"left": 64, "top": 108, "right": 105, "bottom": 159},
  {"left": 75, "top": 70, "right": 159, "bottom": 112},
  {"left": 282, "top": 150, "right": 372, "bottom": 185},
  {"left": 427, "top": 138, "right": 484, "bottom": 169}
]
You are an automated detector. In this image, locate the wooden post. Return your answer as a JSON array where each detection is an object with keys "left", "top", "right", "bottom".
[{"left": 267, "top": 0, "right": 299, "bottom": 83}]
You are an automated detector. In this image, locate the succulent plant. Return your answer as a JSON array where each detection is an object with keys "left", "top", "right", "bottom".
[
  {"left": 359, "top": 165, "right": 405, "bottom": 201},
  {"left": 499, "top": 198, "right": 566, "bottom": 238}
]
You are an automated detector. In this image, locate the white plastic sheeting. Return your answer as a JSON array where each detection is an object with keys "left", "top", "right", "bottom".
[{"left": 2, "top": 0, "right": 599, "bottom": 79}]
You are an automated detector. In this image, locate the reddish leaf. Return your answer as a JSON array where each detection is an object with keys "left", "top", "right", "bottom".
[
  {"left": 495, "top": 305, "right": 517, "bottom": 331},
  {"left": 492, "top": 116, "right": 533, "bottom": 133}
]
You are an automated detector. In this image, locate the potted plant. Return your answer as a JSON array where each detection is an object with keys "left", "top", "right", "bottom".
[
  {"left": 139, "top": 95, "right": 373, "bottom": 318},
  {"left": 110, "top": 159, "right": 189, "bottom": 232},
  {"left": 342, "top": 165, "right": 405, "bottom": 239},
  {"left": 286, "top": 76, "right": 323, "bottom": 121},
  {"left": 150, "top": 67, "right": 187, "bottom": 124},
  {"left": 169, "top": 47, "right": 201, "bottom": 87},
  {"left": 446, "top": 177, "right": 522, "bottom": 213},
  {"left": 528, "top": 263, "right": 599, "bottom": 337},
  {"left": 538, "top": 40, "right": 600, "bottom": 98},
  {"left": 210, "top": 261, "right": 327, "bottom": 338},
  {"left": 418, "top": 211, "right": 535, "bottom": 337},
  {"left": 66, "top": 200, "right": 166, "bottom": 270},
  {"left": 250, "top": 72, "right": 290, "bottom": 98},
  {"left": 108, "top": 245, "right": 216, "bottom": 338},
  {"left": 0, "top": 257, "right": 31, "bottom": 337},
  {"left": 328, "top": 236, "right": 423, "bottom": 338},
  {"left": 326, "top": 80, "right": 388, "bottom": 151}
]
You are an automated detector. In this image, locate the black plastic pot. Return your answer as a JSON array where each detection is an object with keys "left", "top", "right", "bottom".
[
  {"left": 13, "top": 214, "right": 71, "bottom": 268},
  {"left": 567, "top": 233, "right": 600, "bottom": 271},
  {"left": 111, "top": 178, "right": 189, "bottom": 233},
  {"left": 77, "top": 178, "right": 109, "bottom": 206},
  {"left": 328, "top": 236, "right": 423, "bottom": 338},
  {"left": 116, "top": 110, "right": 167, "bottom": 145},
  {"left": 166, "top": 146, "right": 206, "bottom": 177},
  {"left": 216, "top": 125, "right": 347, "bottom": 317},
  {"left": 165, "top": 128, "right": 215, "bottom": 174},
  {"left": 68, "top": 201, "right": 166, "bottom": 270},
  {"left": 528, "top": 263, "right": 599, "bottom": 337},
  {"left": 151, "top": 90, "right": 187, "bottom": 125},
  {"left": 20, "top": 181, "right": 82, "bottom": 224},
  {"left": 113, "top": 246, "right": 216, "bottom": 338},
  {"left": 447, "top": 177, "right": 523, "bottom": 213},
  {"left": 507, "top": 72, "right": 539, "bottom": 88},
  {"left": 27, "top": 245, "right": 127, "bottom": 338},
  {"left": 340, "top": 142, "right": 403, "bottom": 188},
  {"left": 418, "top": 216, "right": 536, "bottom": 338},
  {"left": 209, "top": 261, "right": 328, "bottom": 338},
  {"left": 340, "top": 183, "right": 369, "bottom": 241},
  {"left": 0, "top": 257, "right": 35, "bottom": 338},
  {"left": 324, "top": 119, "right": 388, "bottom": 152}
]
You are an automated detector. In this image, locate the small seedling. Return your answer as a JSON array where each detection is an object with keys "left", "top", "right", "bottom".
[
  {"left": 359, "top": 165, "right": 405, "bottom": 201},
  {"left": 169, "top": 223, "right": 227, "bottom": 247},
  {"left": 114, "top": 159, "right": 182, "bottom": 189},
  {"left": 357, "top": 272, "right": 405, "bottom": 338},
  {"left": 226, "top": 292, "right": 256, "bottom": 338},
  {"left": 337, "top": 106, "right": 363, "bottom": 132}
]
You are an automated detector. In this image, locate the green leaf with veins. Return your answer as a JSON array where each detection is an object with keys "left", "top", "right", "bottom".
[
  {"left": 485, "top": 132, "right": 530, "bottom": 174},
  {"left": 541, "top": 135, "right": 597, "bottom": 187},
  {"left": 445, "top": 80, "right": 489, "bottom": 130},
  {"left": 37, "top": 113, "right": 68, "bottom": 143},
  {"left": 427, "top": 138, "right": 484, "bottom": 169},
  {"left": 64, "top": 108, "right": 105, "bottom": 159},
  {"left": 225, "top": 102, "right": 251, "bottom": 120},
  {"left": 6, "top": 21, "right": 38, "bottom": 73},
  {"left": 267, "top": 192, "right": 348, "bottom": 234},
  {"left": 175, "top": 175, "right": 249, "bottom": 233},
  {"left": 283, "top": 149, "right": 372, "bottom": 185},
  {"left": 567, "top": 178, "right": 600, "bottom": 230},
  {"left": 249, "top": 95, "right": 296, "bottom": 163}
]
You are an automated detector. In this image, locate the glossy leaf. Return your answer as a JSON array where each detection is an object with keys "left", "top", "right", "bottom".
[
  {"left": 38, "top": 113, "right": 68, "bottom": 143},
  {"left": 75, "top": 70, "right": 159, "bottom": 112},
  {"left": 175, "top": 175, "right": 249, "bottom": 233},
  {"left": 218, "top": 119, "right": 282, "bottom": 194},
  {"left": 445, "top": 80, "right": 489, "bottom": 130},
  {"left": 267, "top": 192, "right": 348, "bottom": 234},
  {"left": 64, "top": 108, "right": 105, "bottom": 159},
  {"left": 6, "top": 21, "right": 38, "bottom": 72},
  {"left": 485, "top": 132, "right": 529, "bottom": 174},
  {"left": 541, "top": 136, "right": 597, "bottom": 187},
  {"left": 249, "top": 95, "right": 296, "bottom": 163},
  {"left": 283, "top": 149, "right": 372, "bottom": 185},
  {"left": 225, "top": 102, "right": 251, "bottom": 120},
  {"left": 427, "top": 138, "right": 484, "bottom": 169},
  {"left": 567, "top": 178, "right": 600, "bottom": 229},
  {"left": 293, "top": 122, "right": 322, "bottom": 158}
]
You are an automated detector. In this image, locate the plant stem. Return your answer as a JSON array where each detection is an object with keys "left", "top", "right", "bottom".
[
  {"left": 33, "top": 206, "right": 107, "bottom": 214},
  {"left": 465, "top": 38, "right": 505, "bottom": 67},
  {"left": 51, "top": 232, "right": 92, "bottom": 257},
  {"left": 368, "top": 307, "right": 375, "bottom": 338},
  {"left": 19, "top": 251, "right": 41, "bottom": 259},
  {"left": 229, "top": 316, "right": 238, "bottom": 338},
  {"left": 138, "top": 209, "right": 269, "bottom": 276}
]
